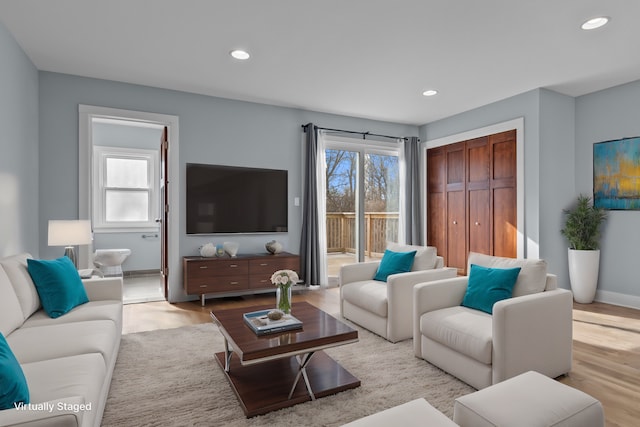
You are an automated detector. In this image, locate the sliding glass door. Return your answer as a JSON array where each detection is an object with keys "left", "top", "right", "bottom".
[{"left": 324, "top": 137, "right": 400, "bottom": 282}]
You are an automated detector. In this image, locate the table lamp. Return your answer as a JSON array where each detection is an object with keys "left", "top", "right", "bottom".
[{"left": 48, "top": 220, "right": 92, "bottom": 268}]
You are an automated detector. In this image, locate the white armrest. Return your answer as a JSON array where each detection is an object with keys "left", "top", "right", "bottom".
[
  {"left": 492, "top": 288, "right": 573, "bottom": 383},
  {"left": 339, "top": 261, "right": 380, "bottom": 285},
  {"left": 544, "top": 273, "right": 558, "bottom": 291},
  {"left": 434, "top": 256, "right": 444, "bottom": 269},
  {"left": 82, "top": 277, "right": 123, "bottom": 301},
  {"left": 0, "top": 396, "right": 85, "bottom": 427},
  {"left": 413, "top": 276, "right": 469, "bottom": 356},
  {"left": 386, "top": 267, "right": 457, "bottom": 342}
]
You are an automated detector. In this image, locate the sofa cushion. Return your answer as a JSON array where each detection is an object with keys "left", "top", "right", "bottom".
[
  {"left": 421, "top": 306, "right": 493, "bottom": 365},
  {"left": 0, "top": 333, "right": 29, "bottom": 410},
  {"left": 341, "top": 281, "right": 388, "bottom": 317},
  {"left": 21, "top": 353, "right": 106, "bottom": 427},
  {"left": 0, "top": 254, "right": 40, "bottom": 321},
  {"left": 453, "top": 371, "right": 605, "bottom": 427},
  {"left": 27, "top": 257, "right": 89, "bottom": 319},
  {"left": 0, "top": 266, "right": 25, "bottom": 337},
  {"left": 22, "top": 300, "right": 123, "bottom": 334},
  {"left": 462, "top": 264, "right": 521, "bottom": 314},
  {"left": 342, "top": 398, "right": 458, "bottom": 427},
  {"left": 6, "top": 320, "right": 118, "bottom": 367},
  {"left": 387, "top": 242, "right": 437, "bottom": 271},
  {"left": 374, "top": 250, "right": 416, "bottom": 282},
  {"left": 467, "top": 252, "right": 548, "bottom": 297}
]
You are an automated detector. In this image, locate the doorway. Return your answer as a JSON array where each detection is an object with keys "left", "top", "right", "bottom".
[
  {"left": 78, "top": 106, "right": 180, "bottom": 303},
  {"left": 324, "top": 136, "right": 401, "bottom": 283}
]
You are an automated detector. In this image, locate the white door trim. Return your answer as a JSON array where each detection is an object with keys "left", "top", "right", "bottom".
[
  {"left": 421, "top": 117, "right": 525, "bottom": 258},
  {"left": 78, "top": 105, "right": 180, "bottom": 300}
]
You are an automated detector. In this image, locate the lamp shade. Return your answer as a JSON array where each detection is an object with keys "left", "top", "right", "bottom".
[{"left": 48, "top": 220, "right": 92, "bottom": 246}]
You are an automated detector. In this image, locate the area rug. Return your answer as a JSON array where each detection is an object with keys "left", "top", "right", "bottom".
[{"left": 101, "top": 319, "right": 474, "bottom": 427}]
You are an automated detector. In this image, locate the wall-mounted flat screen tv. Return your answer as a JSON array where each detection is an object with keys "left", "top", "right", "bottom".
[{"left": 186, "top": 163, "right": 288, "bottom": 234}]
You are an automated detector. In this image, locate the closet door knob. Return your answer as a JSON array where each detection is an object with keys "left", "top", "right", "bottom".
[
  {"left": 452, "top": 220, "right": 457, "bottom": 225},
  {"left": 475, "top": 221, "right": 480, "bottom": 226}
]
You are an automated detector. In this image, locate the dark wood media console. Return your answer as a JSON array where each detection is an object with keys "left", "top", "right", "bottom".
[{"left": 183, "top": 252, "right": 300, "bottom": 306}]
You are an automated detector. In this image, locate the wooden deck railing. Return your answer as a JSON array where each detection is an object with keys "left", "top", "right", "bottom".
[{"left": 326, "top": 212, "right": 399, "bottom": 257}]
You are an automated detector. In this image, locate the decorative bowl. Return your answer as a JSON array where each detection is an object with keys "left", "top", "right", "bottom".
[
  {"left": 223, "top": 241, "right": 239, "bottom": 257},
  {"left": 265, "top": 240, "right": 283, "bottom": 254}
]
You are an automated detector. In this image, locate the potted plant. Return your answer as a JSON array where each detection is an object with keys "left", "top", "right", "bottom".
[{"left": 560, "top": 194, "right": 607, "bottom": 303}]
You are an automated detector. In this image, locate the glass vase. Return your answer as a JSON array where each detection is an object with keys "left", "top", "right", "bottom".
[{"left": 276, "top": 283, "right": 292, "bottom": 315}]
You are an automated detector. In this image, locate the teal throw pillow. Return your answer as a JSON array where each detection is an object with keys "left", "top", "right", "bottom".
[
  {"left": 462, "top": 264, "right": 521, "bottom": 314},
  {"left": 0, "top": 333, "right": 29, "bottom": 410},
  {"left": 373, "top": 249, "right": 417, "bottom": 282},
  {"left": 27, "top": 257, "right": 89, "bottom": 318}
]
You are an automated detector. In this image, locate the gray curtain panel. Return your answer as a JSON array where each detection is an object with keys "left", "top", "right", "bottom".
[
  {"left": 299, "top": 123, "right": 322, "bottom": 286},
  {"left": 404, "top": 136, "right": 422, "bottom": 245}
]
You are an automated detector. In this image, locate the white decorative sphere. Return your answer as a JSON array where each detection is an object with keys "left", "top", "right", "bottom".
[
  {"left": 265, "top": 240, "right": 283, "bottom": 254},
  {"left": 199, "top": 243, "right": 216, "bottom": 257}
]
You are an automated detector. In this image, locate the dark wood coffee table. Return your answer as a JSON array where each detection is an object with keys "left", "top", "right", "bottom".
[{"left": 210, "top": 301, "right": 360, "bottom": 417}]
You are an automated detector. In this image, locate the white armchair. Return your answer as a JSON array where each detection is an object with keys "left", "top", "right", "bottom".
[
  {"left": 413, "top": 252, "right": 573, "bottom": 389},
  {"left": 340, "top": 244, "right": 457, "bottom": 343}
]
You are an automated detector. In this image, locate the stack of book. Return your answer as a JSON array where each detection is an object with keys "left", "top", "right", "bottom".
[{"left": 243, "top": 309, "right": 303, "bottom": 335}]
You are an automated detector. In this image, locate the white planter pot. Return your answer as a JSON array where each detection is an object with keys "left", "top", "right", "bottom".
[{"left": 567, "top": 249, "right": 600, "bottom": 303}]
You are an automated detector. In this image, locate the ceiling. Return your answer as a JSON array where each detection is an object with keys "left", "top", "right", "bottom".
[{"left": 1, "top": 0, "right": 639, "bottom": 126}]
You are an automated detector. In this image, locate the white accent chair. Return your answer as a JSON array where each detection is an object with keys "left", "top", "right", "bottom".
[
  {"left": 340, "top": 243, "right": 457, "bottom": 343},
  {"left": 413, "top": 252, "right": 573, "bottom": 389}
]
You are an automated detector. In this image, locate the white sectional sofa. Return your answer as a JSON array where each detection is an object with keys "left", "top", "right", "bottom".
[{"left": 0, "top": 253, "right": 123, "bottom": 427}]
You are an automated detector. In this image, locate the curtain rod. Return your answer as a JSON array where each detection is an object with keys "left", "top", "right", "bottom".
[{"left": 301, "top": 124, "right": 410, "bottom": 142}]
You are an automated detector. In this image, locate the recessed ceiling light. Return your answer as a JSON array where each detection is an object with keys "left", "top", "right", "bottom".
[
  {"left": 230, "top": 49, "right": 250, "bottom": 60},
  {"left": 422, "top": 89, "right": 438, "bottom": 97},
  {"left": 581, "top": 16, "right": 609, "bottom": 30}
]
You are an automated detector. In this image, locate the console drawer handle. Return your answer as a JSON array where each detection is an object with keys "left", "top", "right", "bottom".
[
  {"left": 199, "top": 266, "right": 208, "bottom": 269},
  {"left": 229, "top": 264, "right": 238, "bottom": 268},
  {"left": 199, "top": 285, "right": 207, "bottom": 288},
  {"left": 230, "top": 281, "right": 239, "bottom": 285},
  {"left": 260, "top": 263, "right": 268, "bottom": 266}
]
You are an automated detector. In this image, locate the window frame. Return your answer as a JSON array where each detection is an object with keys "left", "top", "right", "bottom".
[
  {"left": 92, "top": 145, "right": 159, "bottom": 232},
  {"left": 323, "top": 134, "right": 403, "bottom": 264}
]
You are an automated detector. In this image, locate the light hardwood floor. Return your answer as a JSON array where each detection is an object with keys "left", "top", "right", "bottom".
[{"left": 123, "top": 288, "right": 640, "bottom": 427}]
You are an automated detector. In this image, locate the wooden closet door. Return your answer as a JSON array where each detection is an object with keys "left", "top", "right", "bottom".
[
  {"left": 445, "top": 143, "right": 466, "bottom": 274},
  {"left": 426, "top": 129, "right": 517, "bottom": 275},
  {"left": 490, "top": 130, "right": 517, "bottom": 258},
  {"left": 467, "top": 137, "right": 491, "bottom": 256},
  {"left": 427, "top": 147, "right": 446, "bottom": 258}
]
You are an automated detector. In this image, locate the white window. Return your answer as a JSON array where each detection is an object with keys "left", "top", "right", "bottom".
[{"left": 93, "top": 146, "right": 159, "bottom": 232}]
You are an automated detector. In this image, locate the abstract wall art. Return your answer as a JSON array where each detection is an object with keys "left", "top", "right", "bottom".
[{"left": 593, "top": 136, "right": 640, "bottom": 210}]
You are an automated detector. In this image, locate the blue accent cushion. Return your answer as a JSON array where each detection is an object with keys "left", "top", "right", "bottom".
[
  {"left": 27, "top": 257, "right": 89, "bottom": 319},
  {"left": 373, "top": 249, "right": 417, "bottom": 282},
  {"left": 462, "top": 264, "right": 522, "bottom": 314},
  {"left": 0, "top": 333, "right": 29, "bottom": 410}
]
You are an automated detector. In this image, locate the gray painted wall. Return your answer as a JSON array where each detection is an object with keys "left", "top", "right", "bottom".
[
  {"left": 576, "top": 80, "right": 640, "bottom": 304},
  {"left": 0, "top": 22, "right": 39, "bottom": 257},
  {"left": 92, "top": 121, "right": 162, "bottom": 272},
  {"left": 37, "top": 72, "right": 417, "bottom": 301},
  {"left": 3, "top": 18, "right": 637, "bottom": 305},
  {"left": 420, "top": 89, "right": 545, "bottom": 260},
  {"left": 421, "top": 86, "right": 640, "bottom": 305},
  {"left": 538, "top": 89, "right": 575, "bottom": 294}
]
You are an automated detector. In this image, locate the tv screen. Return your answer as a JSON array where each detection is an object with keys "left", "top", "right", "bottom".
[{"left": 186, "top": 163, "right": 288, "bottom": 234}]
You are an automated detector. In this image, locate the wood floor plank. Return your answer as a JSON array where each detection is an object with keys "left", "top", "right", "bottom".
[{"left": 123, "top": 289, "right": 640, "bottom": 427}]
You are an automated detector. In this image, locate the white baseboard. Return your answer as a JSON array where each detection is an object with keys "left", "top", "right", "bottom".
[{"left": 595, "top": 290, "right": 640, "bottom": 310}]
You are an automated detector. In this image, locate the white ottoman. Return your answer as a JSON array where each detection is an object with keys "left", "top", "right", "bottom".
[
  {"left": 453, "top": 371, "right": 604, "bottom": 427},
  {"left": 341, "top": 398, "right": 457, "bottom": 427}
]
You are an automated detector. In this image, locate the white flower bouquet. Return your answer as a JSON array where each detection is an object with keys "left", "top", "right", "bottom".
[
  {"left": 270, "top": 269, "right": 298, "bottom": 314},
  {"left": 270, "top": 269, "right": 299, "bottom": 286}
]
